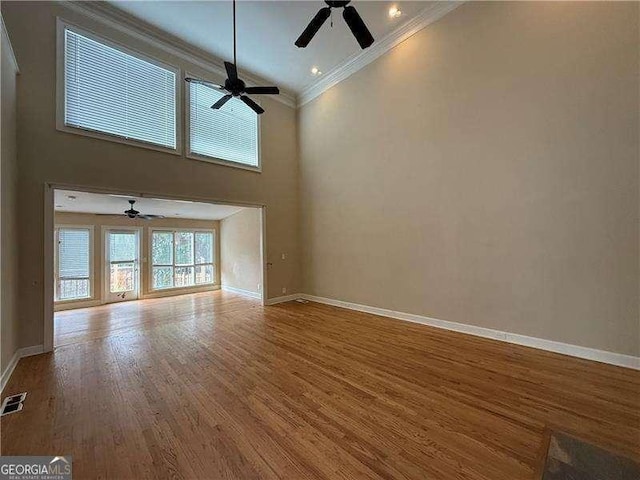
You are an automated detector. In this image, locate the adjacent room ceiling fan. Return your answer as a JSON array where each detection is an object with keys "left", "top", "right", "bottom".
[
  {"left": 295, "top": 1, "right": 374, "bottom": 49},
  {"left": 121, "top": 200, "right": 164, "bottom": 220},
  {"left": 185, "top": 0, "right": 279, "bottom": 115}
]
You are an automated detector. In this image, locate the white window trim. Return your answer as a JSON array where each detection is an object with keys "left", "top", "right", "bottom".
[
  {"left": 55, "top": 18, "right": 183, "bottom": 156},
  {"left": 149, "top": 227, "right": 217, "bottom": 292},
  {"left": 185, "top": 71, "right": 262, "bottom": 173},
  {"left": 54, "top": 224, "right": 95, "bottom": 304}
]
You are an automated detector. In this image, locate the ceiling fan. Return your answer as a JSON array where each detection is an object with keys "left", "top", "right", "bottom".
[
  {"left": 295, "top": 1, "right": 374, "bottom": 50},
  {"left": 121, "top": 200, "right": 164, "bottom": 220},
  {"left": 185, "top": 0, "right": 279, "bottom": 115}
]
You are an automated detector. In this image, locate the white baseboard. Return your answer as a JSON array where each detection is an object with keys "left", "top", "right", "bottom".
[
  {"left": 142, "top": 285, "right": 220, "bottom": 300},
  {"left": 0, "top": 352, "right": 20, "bottom": 394},
  {"left": 265, "top": 294, "right": 301, "bottom": 306},
  {"left": 1, "top": 344, "right": 45, "bottom": 394},
  {"left": 54, "top": 299, "right": 103, "bottom": 312},
  {"left": 222, "top": 285, "right": 262, "bottom": 300},
  {"left": 300, "top": 294, "right": 640, "bottom": 371}
]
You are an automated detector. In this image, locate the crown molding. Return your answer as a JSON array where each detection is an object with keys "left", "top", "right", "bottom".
[
  {"left": 1, "top": 13, "right": 20, "bottom": 73},
  {"left": 298, "top": 1, "right": 464, "bottom": 107},
  {"left": 56, "top": 1, "right": 297, "bottom": 108},
  {"left": 55, "top": 1, "right": 463, "bottom": 109}
]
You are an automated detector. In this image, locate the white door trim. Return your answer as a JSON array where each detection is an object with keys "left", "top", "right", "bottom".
[
  {"left": 44, "top": 182, "right": 268, "bottom": 352},
  {"left": 102, "top": 226, "right": 142, "bottom": 304},
  {"left": 260, "top": 206, "right": 267, "bottom": 306}
]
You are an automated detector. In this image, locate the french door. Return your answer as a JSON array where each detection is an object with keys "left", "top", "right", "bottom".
[{"left": 104, "top": 229, "right": 140, "bottom": 303}]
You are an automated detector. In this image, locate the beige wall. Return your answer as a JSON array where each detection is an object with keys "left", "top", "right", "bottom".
[
  {"left": 299, "top": 2, "right": 640, "bottom": 356},
  {"left": 1, "top": 2, "right": 299, "bottom": 348},
  {"left": 2, "top": 1, "right": 638, "bottom": 358},
  {"left": 54, "top": 212, "right": 221, "bottom": 310},
  {"left": 220, "top": 208, "right": 262, "bottom": 295},
  {"left": 1, "top": 20, "right": 20, "bottom": 373}
]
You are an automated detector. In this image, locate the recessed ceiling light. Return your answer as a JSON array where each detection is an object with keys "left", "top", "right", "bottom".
[
  {"left": 311, "top": 66, "right": 322, "bottom": 76},
  {"left": 389, "top": 6, "right": 402, "bottom": 18},
  {"left": 67, "top": 195, "right": 77, "bottom": 200}
]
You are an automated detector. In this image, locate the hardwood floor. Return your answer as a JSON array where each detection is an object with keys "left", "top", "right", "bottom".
[
  {"left": 53, "top": 290, "right": 261, "bottom": 346},
  {"left": 2, "top": 291, "right": 639, "bottom": 479}
]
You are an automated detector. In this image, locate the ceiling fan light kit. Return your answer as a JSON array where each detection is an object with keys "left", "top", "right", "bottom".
[
  {"left": 185, "top": 0, "right": 374, "bottom": 116},
  {"left": 123, "top": 200, "right": 164, "bottom": 220},
  {"left": 296, "top": 0, "right": 374, "bottom": 50},
  {"left": 184, "top": 0, "right": 280, "bottom": 115}
]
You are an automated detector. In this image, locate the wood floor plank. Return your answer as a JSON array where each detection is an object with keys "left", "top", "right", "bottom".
[{"left": 1, "top": 291, "right": 638, "bottom": 479}]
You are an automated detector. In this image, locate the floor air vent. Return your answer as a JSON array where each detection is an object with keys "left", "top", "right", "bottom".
[{"left": 1, "top": 392, "right": 27, "bottom": 416}]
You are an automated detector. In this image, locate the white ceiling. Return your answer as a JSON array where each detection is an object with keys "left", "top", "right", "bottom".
[
  {"left": 54, "top": 190, "right": 246, "bottom": 221},
  {"left": 107, "top": 1, "right": 432, "bottom": 93}
]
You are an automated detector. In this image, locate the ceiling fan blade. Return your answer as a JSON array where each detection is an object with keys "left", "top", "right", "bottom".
[
  {"left": 137, "top": 214, "right": 165, "bottom": 220},
  {"left": 185, "top": 77, "right": 225, "bottom": 91},
  {"left": 224, "top": 61, "right": 238, "bottom": 82},
  {"left": 211, "top": 94, "right": 233, "bottom": 110},
  {"left": 240, "top": 95, "right": 265, "bottom": 115},
  {"left": 244, "top": 86, "right": 280, "bottom": 95},
  {"left": 295, "top": 7, "right": 331, "bottom": 48},
  {"left": 342, "top": 6, "right": 374, "bottom": 49}
]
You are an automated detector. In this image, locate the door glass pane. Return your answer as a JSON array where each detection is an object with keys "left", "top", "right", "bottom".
[
  {"left": 152, "top": 266, "right": 173, "bottom": 289},
  {"left": 110, "top": 263, "right": 134, "bottom": 292},
  {"left": 152, "top": 232, "right": 173, "bottom": 265},
  {"left": 195, "top": 232, "right": 213, "bottom": 264},
  {"left": 175, "top": 232, "right": 194, "bottom": 265},
  {"left": 175, "top": 266, "right": 195, "bottom": 287},
  {"left": 58, "top": 279, "right": 90, "bottom": 300},
  {"left": 195, "top": 264, "right": 213, "bottom": 285},
  {"left": 109, "top": 233, "right": 136, "bottom": 261}
]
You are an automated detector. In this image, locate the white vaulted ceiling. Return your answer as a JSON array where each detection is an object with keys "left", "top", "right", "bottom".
[{"left": 106, "top": 1, "right": 446, "bottom": 96}]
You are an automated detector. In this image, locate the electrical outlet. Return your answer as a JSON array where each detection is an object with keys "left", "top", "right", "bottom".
[
  {"left": 282, "top": 287, "right": 287, "bottom": 294},
  {"left": 281, "top": 253, "right": 286, "bottom": 260},
  {"left": 257, "top": 283, "right": 261, "bottom": 292}
]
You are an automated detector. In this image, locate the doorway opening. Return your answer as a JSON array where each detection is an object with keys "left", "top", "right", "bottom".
[{"left": 46, "top": 185, "right": 267, "bottom": 349}]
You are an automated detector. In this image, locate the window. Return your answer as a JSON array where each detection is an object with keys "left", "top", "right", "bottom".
[
  {"left": 151, "top": 230, "right": 215, "bottom": 290},
  {"left": 55, "top": 227, "right": 92, "bottom": 301},
  {"left": 60, "top": 22, "right": 178, "bottom": 150},
  {"left": 188, "top": 81, "right": 260, "bottom": 170}
]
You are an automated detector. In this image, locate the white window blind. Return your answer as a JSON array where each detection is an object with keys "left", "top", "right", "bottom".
[
  {"left": 56, "top": 227, "right": 91, "bottom": 301},
  {"left": 189, "top": 83, "right": 259, "bottom": 167},
  {"left": 64, "top": 28, "right": 177, "bottom": 149}
]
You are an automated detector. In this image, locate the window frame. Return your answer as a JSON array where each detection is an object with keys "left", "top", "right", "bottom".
[
  {"left": 56, "top": 18, "right": 183, "bottom": 156},
  {"left": 185, "top": 71, "right": 262, "bottom": 173},
  {"left": 149, "top": 228, "right": 216, "bottom": 292},
  {"left": 54, "top": 225, "right": 95, "bottom": 303}
]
